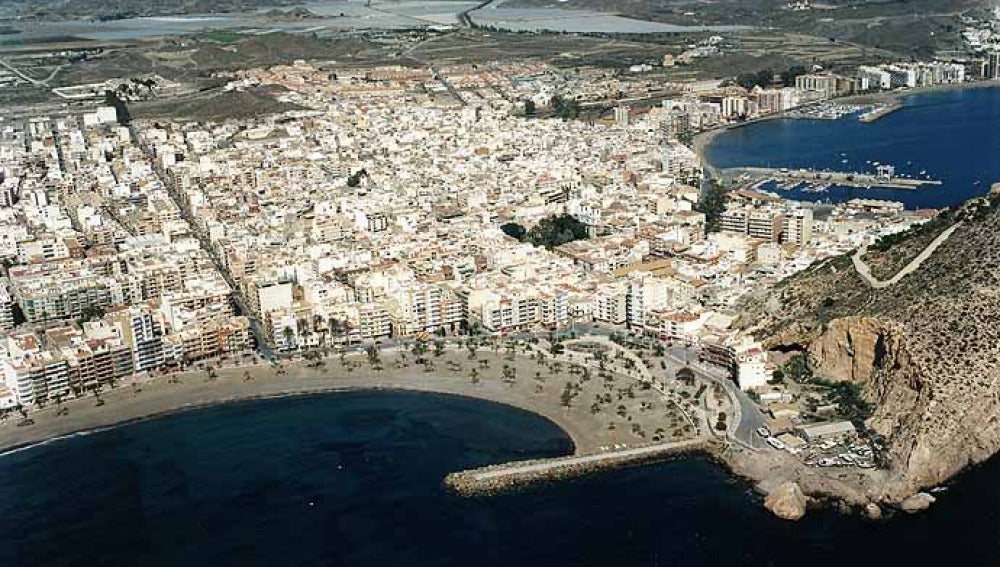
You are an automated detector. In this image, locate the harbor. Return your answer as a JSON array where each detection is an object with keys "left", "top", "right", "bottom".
[{"left": 724, "top": 166, "right": 942, "bottom": 191}]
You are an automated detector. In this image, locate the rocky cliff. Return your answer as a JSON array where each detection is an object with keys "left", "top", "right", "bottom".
[{"left": 743, "top": 192, "right": 1000, "bottom": 502}]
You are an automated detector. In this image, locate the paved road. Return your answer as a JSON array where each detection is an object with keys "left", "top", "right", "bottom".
[
  {"left": 471, "top": 438, "right": 706, "bottom": 481},
  {"left": 130, "top": 124, "right": 274, "bottom": 358},
  {"left": 852, "top": 222, "right": 961, "bottom": 289},
  {"left": 661, "top": 344, "right": 768, "bottom": 450}
]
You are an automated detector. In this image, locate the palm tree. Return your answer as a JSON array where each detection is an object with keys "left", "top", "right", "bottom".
[
  {"left": 366, "top": 344, "right": 380, "bottom": 367},
  {"left": 328, "top": 316, "right": 343, "bottom": 346},
  {"left": 342, "top": 320, "right": 354, "bottom": 346},
  {"left": 282, "top": 326, "right": 295, "bottom": 351},
  {"left": 412, "top": 340, "right": 429, "bottom": 363},
  {"left": 314, "top": 314, "right": 327, "bottom": 346},
  {"left": 470, "top": 368, "right": 480, "bottom": 385},
  {"left": 243, "top": 371, "right": 254, "bottom": 382},
  {"left": 502, "top": 364, "right": 517, "bottom": 386}
]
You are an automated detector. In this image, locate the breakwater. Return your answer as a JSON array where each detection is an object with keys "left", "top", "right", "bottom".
[
  {"left": 859, "top": 102, "right": 902, "bottom": 123},
  {"left": 445, "top": 438, "right": 710, "bottom": 495}
]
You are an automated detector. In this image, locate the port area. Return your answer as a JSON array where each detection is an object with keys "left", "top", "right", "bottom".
[
  {"left": 859, "top": 102, "right": 903, "bottom": 123},
  {"left": 724, "top": 167, "right": 942, "bottom": 190},
  {"left": 444, "top": 438, "right": 710, "bottom": 495}
]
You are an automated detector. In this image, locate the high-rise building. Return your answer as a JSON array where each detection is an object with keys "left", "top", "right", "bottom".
[{"left": 614, "top": 106, "right": 630, "bottom": 126}]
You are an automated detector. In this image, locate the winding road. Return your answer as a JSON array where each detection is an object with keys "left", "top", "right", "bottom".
[{"left": 852, "top": 222, "right": 962, "bottom": 289}]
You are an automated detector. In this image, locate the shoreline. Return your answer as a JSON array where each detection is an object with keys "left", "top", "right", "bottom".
[
  {"left": 0, "top": 359, "right": 593, "bottom": 457},
  {"left": 692, "top": 80, "right": 1000, "bottom": 180},
  {"left": 0, "top": 384, "right": 582, "bottom": 458},
  {"left": 0, "top": 346, "right": 696, "bottom": 457},
  {"left": 0, "top": 345, "right": 933, "bottom": 519}
]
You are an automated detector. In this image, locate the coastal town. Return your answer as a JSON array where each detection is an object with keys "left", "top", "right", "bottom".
[{"left": 3, "top": 3, "right": 1000, "bottom": 522}]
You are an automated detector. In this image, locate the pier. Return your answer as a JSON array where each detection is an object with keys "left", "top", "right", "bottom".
[
  {"left": 859, "top": 102, "right": 902, "bottom": 123},
  {"left": 445, "top": 439, "right": 709, "bottom": 495},
  {"left": 725, "top": 167, "right": 942, "bottom": 190}
]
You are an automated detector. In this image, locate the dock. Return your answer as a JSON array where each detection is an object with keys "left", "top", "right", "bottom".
[
  {"left": 725, "top": 167, "right": 942, "bottom": 190},
  {"left": 445, "top": 439, "right": 709, "bottom": 495}
]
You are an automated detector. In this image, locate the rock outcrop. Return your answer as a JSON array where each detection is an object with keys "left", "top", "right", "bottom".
[
  {"left": 764, "top": 481, "right": 809, "bottom": 520},
  {"left": 741, "top": 193, "right": 1000, "bottom": 504},
  {"left": 900, "top": 492, "right": 936, "bottom": 513}
]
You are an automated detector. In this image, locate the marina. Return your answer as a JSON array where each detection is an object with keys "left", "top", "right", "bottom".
[
  {"left": 724, "top": 166, "right": 942, "bottom": 191},
  {"left": 785, "top": 103, "right": 863, "bottom": 121}
]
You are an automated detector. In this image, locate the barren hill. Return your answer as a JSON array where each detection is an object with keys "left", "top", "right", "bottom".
[{"left": 740, "top": 190, "right": 1000, "bottom": 500}]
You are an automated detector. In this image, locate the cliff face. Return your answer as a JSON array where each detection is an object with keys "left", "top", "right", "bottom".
[{"left": 743, "top": 193, "right": 1000, "bottom": 501}]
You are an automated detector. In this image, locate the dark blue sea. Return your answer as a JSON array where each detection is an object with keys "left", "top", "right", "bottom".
[
  {"left": 2, "top": 390, "right": 1000, "bottom": 566},
  {"left": 706, "top": 86, "right": 1000, "bottom": 209}
]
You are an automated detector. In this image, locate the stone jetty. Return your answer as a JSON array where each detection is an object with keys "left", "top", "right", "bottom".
[{"left": 445, "top": 439, "right": 710, "bottom": 495}]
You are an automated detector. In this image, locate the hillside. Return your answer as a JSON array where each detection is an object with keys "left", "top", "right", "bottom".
[{"left": 740, "top": 190, "right": 1000, "bottom": 501}]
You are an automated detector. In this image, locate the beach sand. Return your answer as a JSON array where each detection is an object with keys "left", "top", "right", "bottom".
[{"left": 0, "top": 345, "right": 703, "bottom": 456}]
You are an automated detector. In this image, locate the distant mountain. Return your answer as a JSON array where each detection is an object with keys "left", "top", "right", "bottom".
[{"left": 1, "top": 0, "right": 306, "bottom": 21}]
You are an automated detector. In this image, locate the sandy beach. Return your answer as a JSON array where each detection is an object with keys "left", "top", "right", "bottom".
[
  {"left": 0, "top": 343, "right": 705, "bottom": 457},
  {"left": 0, "top": 341, "right": 904, "bottom": 516}
]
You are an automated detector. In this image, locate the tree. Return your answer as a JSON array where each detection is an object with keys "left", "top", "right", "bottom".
[
  {"left": 282, "top": 326, "right": 295, "bottom": 350},
  {"left": 780, "top": 65, "right": 808, "bottom": 87},
  {"left": 523, "top": 98, "right": 536, "bottom": 116},
  {"left": 736, "top": 68, "right": 774, "bottom": 90},
  {"left": 467, "top": 341, "right": 478, "bottom": 360},
  {"left": 412, "top": 340, "right": 429, "bottom": 363},
  {"left": 104, "top": 89, "right": 131, "bottom": 124},
  {"left": 676, "top": 367, "right": 696, "bottom": 385},
  {"left": 502, "top": 364, "right": 517, "bottom": 386},
  {"left": 434, "top": 339, "right": 445, "bottom": 357},
  {"left": 346, "top": 168, "right": 368, "bottom": 187},
  {"left": 470, "top": 368, "right": 480, "bottom": 385},
  {"left": 366, "top": 344, "right": 381, "bottom": 367},
  {"left": 696, "top": 183, "right": 727, "bottom": 233},
  {"left": 523, "top": 214, "right": 589, "bottom": 249},
  {"left": 550, "top": 94, "right": 580, "bottom": 119},
  {"left": 549, "top": 341, "right": 565, "bottom": 356},
  {"left": 560, "top": 382, "right": 575, "bottom": 408},
  {"left": 782, "top": 354, "right": 812, "bottom": 383},
  {"left": 79, "top": 305, "right": 105, "bottom": 323},
  {"left": 500, "top": 222, "right": 527, "bottom": 240}
]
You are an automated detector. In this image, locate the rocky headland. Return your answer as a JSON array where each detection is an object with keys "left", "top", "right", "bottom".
[{"left": 740, "top": 190, "right": 1000, "bottom": 508}]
